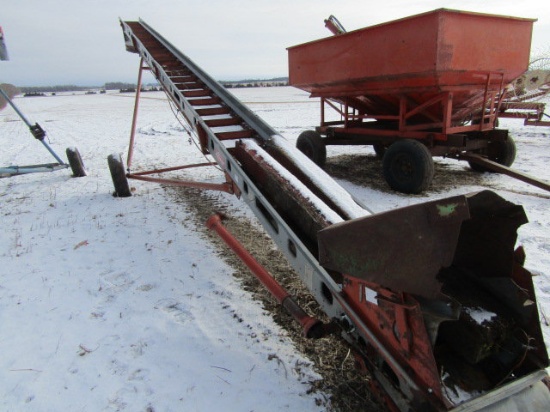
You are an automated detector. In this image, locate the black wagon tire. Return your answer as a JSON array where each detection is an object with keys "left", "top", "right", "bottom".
[
  {"left": 296, "top": 130, "right": 327, "bottom": 168},
  {"left": 66, "top": 147, "right": 87, "bottom": 177},
  {"left": 107, "top": 153, "right": 132, "bottom": 197},
  {"left": 469, "top": 136, "right": 516, "bottom": 172},
  {"left": 373, "top": 143, "right": 388, "bottom": 159},
  {"left": 383, "top": 139, "right": 434, "bottom": 194}
]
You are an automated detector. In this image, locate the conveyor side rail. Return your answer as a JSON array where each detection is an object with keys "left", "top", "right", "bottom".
[{"left": 120, "top": 18, "right": 425, "bottom": 407}]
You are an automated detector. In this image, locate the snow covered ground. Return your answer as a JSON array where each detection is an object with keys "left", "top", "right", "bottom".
[{"left": 1, "top": 87, "right": 549, "bottom": 411}]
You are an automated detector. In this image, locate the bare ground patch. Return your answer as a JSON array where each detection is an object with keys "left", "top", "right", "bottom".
[
  {"left": 324, "top": 152, "right": 550, "bottom": 199},
  {"left": 324, "top": 153, "right": 493, "bottom": 195},
  {"left": 166, "top": 186, "right": 383, "bottom": 412},
  {"left": 159, "top": 151, "right": 519, "bottom": 411}
]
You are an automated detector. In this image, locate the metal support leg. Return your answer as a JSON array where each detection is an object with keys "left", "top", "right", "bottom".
[{"left": 127, "top": 57, "right": 146, "bottom": 170}]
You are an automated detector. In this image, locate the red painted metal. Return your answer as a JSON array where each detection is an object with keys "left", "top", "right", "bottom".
[
  {"left": 206, "top": 214, "right": 327, "bottom": 339},
  {"left": 342, "top": 278, "right": 446, "bottom": 407},
  {"left": 319, "top": 190, "right": 550, "bottom": 409},
  {"left": 127, "top": 57, "right": 147, "bottom": 170},
  {"left": 288, "top": 9, "right": 549, "bottom": 193},
  {"left": 127, "top": 164, "right": 236, "bottom": 194},
  {"left": 458, "top": 153, "right": 550, "bottom": 191},
  {"left": 289, "top": 9, "right": 534, "bottom": 98},
  {"left": 122, "top": 57, "right": 239, "bottom": 194},
  {"left": 288, "top": 9, "right": 535, "bottom": 137},
  {"left": 499, "top": 101, "right": 550, "bottom": 126}
]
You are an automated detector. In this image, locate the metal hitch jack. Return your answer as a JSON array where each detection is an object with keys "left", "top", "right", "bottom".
[{"left": 0, "top": 88, "right": 86, "bottom": 178}]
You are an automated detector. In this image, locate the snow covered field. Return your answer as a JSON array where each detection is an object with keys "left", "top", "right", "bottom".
[{"left": 1, "top": 87, "right": 549, "bottom": 411}]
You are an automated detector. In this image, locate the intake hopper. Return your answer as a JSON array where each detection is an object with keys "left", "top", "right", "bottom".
[{"left": 319, "top": 190, "right": 549, "bottom": 403}]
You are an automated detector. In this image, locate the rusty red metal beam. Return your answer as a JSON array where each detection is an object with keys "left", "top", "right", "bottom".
[
  {"left": 127, "top": 57, "right": 147, "bottom": 170},
  {"left": 206, "top": 213, "right": 328, "bottom": 339},
  {"left": 127, "top": 173, "right": 235, "bottom": 193},
  {"left": 126, "top": 162, "right": 236, "bottom": 194},
  {"left": 458, "top": 153, "right": 550, "bottom": 192}
]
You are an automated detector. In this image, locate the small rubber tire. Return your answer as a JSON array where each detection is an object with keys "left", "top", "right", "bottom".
[
  {"left": 296, "top": 130, "right": 326, "bottom": 168},
  {"left": 66, "top": 147, "right": 87, "bottom": 177},
  {"left": 107, "top": 153, "right": 131, "bottom": 197},
  {"left": 493, "top": 136, "right": 516, "bottom": 167},
  {"left": 383, "top": 139, "right": 434, "bottom": 194},
  {"left": 469, "top": 136, "right": 516, "bottom": 172}
]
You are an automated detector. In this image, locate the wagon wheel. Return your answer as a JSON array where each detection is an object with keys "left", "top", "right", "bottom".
[
  {"left": 383, "top": 139, "right": 434, "bottom": 194},
  {"left": 469, "top": 136, "right": 516, "bottom": 172},
  {"left": 66, "top": 147, "right": 87, "bottom": 177},
  {"left": 373, "top": 143, "right": 388, "bottom": 159},
  {"left": 107, "top": 153, "right": 132, "bottom": 197},
  {"left": 296, "top": 130, "right": 326, "bottom": 168}
]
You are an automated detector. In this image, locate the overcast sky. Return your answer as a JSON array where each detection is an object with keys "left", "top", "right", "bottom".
[{"left": 1, "top": 0, "right": 549, "bottom": 86}]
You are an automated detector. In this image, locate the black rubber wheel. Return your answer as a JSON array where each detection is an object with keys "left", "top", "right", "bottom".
[
  {"left": 383, "top": 139, "right": 434, "bottom": 194},
  {"left": 66, "top": 147, "right": 87, "bottom": 177},
  {"left": 107, "top": 153, "right": 131, "bottom": 197},
  {"left": 296, "top": 130, "right": 326, "bottom": 168},
  {"left": 468, "top": 136, "right": 516, "bottom": 172},
  {"left": 373, "top": 143, "right": 388, "bottom": 159}
]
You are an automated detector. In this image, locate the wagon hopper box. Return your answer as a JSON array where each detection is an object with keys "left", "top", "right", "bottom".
[{"left": 288, "top": 9, "right": 550, "bottom": 194}]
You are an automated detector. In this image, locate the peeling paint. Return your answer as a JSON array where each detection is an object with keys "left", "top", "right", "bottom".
[{"left": 437, "top": 203, "right": 459, "bottom": 217}]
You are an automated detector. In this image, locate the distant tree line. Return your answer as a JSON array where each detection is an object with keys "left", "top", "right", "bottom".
[
  {"left": 223, "top": 81, "right": 288, "bottom": 89},
  {"left": 15, "top": 77, "right": 290, "bottom": 94},
  {"left": 18, "top": 82, "right": 158, "bottom": 93},
  {"left": 23, "top": 92, "right": 47, "bottom": 97},
  {"left": 104, "top": 82, "right": 137, "bottom": 91},
  {"left": 20, "top": 85, "right": 88, "bottom": 93},
  {"left": 224, "top": 77, "right": 288, "bottom": 84},
  {"left": 221, "top": 77, "right": 289, "bottom": 88}
]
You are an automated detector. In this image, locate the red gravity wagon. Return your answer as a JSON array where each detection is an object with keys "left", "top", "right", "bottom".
[{"left": 288, "top": 9, "right": 536, "bottom": 193}]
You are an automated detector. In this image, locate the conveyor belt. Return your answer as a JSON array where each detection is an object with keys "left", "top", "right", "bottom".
[
  {"left": 119, "top": 17, "right": 373, "bottom": 334},
  {"left": 118, "top": 19, "right": 550, "bottom": 412}
]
